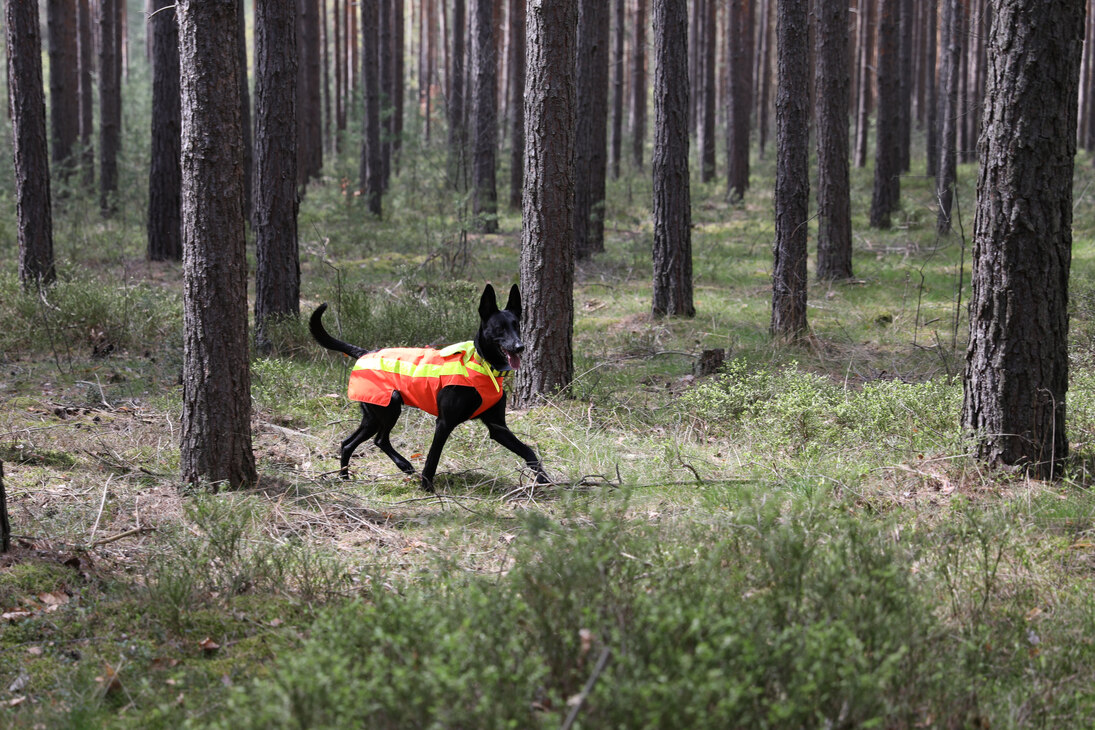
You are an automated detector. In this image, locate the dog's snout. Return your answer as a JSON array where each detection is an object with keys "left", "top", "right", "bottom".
[{"left": 513, "top": 342, "right": 525, "bottom": 354}]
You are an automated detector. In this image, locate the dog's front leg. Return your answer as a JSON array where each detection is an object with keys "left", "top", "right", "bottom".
[
  {"left": 420, "top": 387, "right": 480, "bottom": 491},
  {"left": 479, "top": 400, "right": 550, "bottom": 484}
]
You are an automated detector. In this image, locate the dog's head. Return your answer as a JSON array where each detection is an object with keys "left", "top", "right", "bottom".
[{"left": 476, "top": 284, "right": 524, "bottom": 372}]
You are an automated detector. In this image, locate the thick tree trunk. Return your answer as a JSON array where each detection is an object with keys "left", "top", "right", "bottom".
[
  {"left": 962, "top": 0, "right": 1084, "bottom": 479},
  {"left": 148, "top": 0, "right": 182, "bottom": 262},
  {"left": 254, "top": 0, "right": 300, "bottom": 350},
  {"left": 516, "top": 0, "right": 577, "bottom": 406},
  {"left": 7, "top": 0, "right": 56, "bottom": 287},
  {"left": 652, "top": 0, "right": 694, "bottom": 317},
  {"left": 869, "top": 0, "right": 900, "bottom": 228},
  {"left": 771, "top": 0, "right": 809, "bottom": 337},
  {"left": 178, "top": 0, "right": 255, "bottom": 489},
  {"left": 815, "top": 0, "right": 852, "bottom": 280},
  {"left": 298, "top": 0, "right": 323, "bottom": 185},
  {"left": 472, "top": 0, "right": 498, "bottom": 232},
  {"left": 360, "top": 0, "right": 383, "bottom": 215}
]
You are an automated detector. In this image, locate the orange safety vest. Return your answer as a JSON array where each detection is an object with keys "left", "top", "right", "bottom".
[{"left": 347, "top": 341, "right": 505, "bottom": 419}]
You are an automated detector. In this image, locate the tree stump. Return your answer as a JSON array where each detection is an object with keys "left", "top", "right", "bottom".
[{"left": 694, "top": 348, "right": 725, "bottom": 377}]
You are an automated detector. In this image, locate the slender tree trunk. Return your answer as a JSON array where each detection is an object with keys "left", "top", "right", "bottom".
[
  {"left": 178, "top": 0, "right": 256, "bottom": 489},
  {"left": 771, "top": 0, "right": 809, "bottom": 337},
  {"left": 360, "top": 0, "right": 383, "bottom": 215},
  {"left": 472, "top": 0, "right": 498, "bottom": 232},
  {"left": 254, "top": 0, "right": 300, "bottom": 351},
  {"left": 99, "top": 0, "right": 120, "bottom": 216},
  {"left": 726, "top": 0, "right": 753, "bottom": 201},
  {"left": 148, "top": 0, "right": 181, "bottom": 262},
  {"left": 962, "top": 0, "right": 1084, "bottom": 479},
  {"left": 379, "top": 0, "right": 392, "bottom": 188},
  {"left": 869, "top": 0, "right": 900, "bottom": 228},
  {"left": 7, "top": 0, "right": 56, "bottom": 287},
  {"left": 574, "top": 0, "right": 610, "bottom": 259},
  {"left": 508, "top": 0, "right": 526, "bottom": 209},
  {"left": 652, "top": 0, "right": 694, "bottom": 317},
  {"left": 516, "top": 0, "right": 577, "bottom": 406},
  {"left": 756, "top": 0, "right": 772, "bottom": 157},
  {"left": 936, "top": 0, "right": 960, "bottom": 233},
  {"left": 237, "top": 0, "right": 252, "bottom": 221},
  {"left": 897, "top": 0, "right": 913, "bottom": 171},
  {"left": 47, "top": 0, "right": 79, "bottom": 181},
  {"left": 699, "top": 0, "right": 717, "bottom": 182},
  {"left": 853, "top": 0, "right": 874, "bottom": 168},
  {"left": 610, "top": 0, "right": 626, "bottom": 180},
  {"left": 449, "top": 0, "right": 467, "bottom": 188},
  {"left": 815, "top": 0, "right": 852, "bottom": 280},
  {"left": 392, "top": 0, "right": 405, "bottom": 168},
  {"left": 77, "top": 0, "right": 94, "bottom": 189},
  {"left": 630, "top": 0, "right": 648, "bottom": 170},
  {"left": 925, "top": 0, "right": 938, "bottom": 176}
]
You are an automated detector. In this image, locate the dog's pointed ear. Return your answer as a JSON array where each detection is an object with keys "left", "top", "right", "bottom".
[
  {"left": 505, "top": 284, "right": 522, "bottom": 320},
  {"left": 479, "top": 284, "right": 499, "bottom": 321}
]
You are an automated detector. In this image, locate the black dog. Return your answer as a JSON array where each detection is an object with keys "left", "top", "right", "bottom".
[{"left": 310, "top": 284, "right": 549, "bottom": 491}]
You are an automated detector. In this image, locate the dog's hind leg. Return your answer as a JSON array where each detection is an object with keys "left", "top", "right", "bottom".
[
  {"left": 372, "top": 392, "right": 416, "bottom": 475},
  {"left": 340, "top": 404, "right": 381, "bottom": 479}
]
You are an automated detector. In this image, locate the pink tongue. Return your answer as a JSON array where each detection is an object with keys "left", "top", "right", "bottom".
[{"left": 506, "top": 351, "right": 522, "bottom": 370}]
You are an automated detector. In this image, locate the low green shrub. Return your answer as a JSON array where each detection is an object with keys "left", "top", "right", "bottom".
[{"left": 680, "top": 358, "right": 963, "bottom": 459}]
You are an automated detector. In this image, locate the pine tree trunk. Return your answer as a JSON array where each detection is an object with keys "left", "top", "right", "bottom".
[
  {"left": 935, "top": 0, "right": 960, "bottom": 233},
  {"left": 574, "top": 0, "right": 610, "bottom": 259},
  {"left": 254, "top": 0, "right": 300, "bottom": 350},
  {"left": 610, "top": 0, "right": 625, "bottom": 180},
  {"left": 147, "top": 0, "right": 182, "bottom": 262},
  {"left": 869, "top": 0, "right": 900, "bottom": 228},
  {"left": 7, "top": 0, "right": 56, "bottom": 287},
  {"left": 360, "top": 0, "right": 383, "bottom": 215},
  {"left": 962, "top": 0, "right": 1084, "bottom": 479},
  {"left": 237, "top": 0, "right": 252, "bottom": 221},
  {"left": 47, "top": 0, "right": 79, "bottom": 179},
  {"left": 699, "top": 0, "right": 716, "bottom": 182},
  {"left": 630, "top": 0, "right": 647, "bottom": 170},
  {"left": 815, "top": 0, "right": 852, "bottom": 280},
  {"left": 448, "top": 0, "right": 467, "bottom": 188},
  {"left": 925, "top": 0, "right": 938, "bottom": 176},
  {"left": 771, "top": 0, "right": 809, "bottom": 337},
  {"left": 379, "top": 0, "right": 392, "bottom": 188},
  {"left": 516, "top": 0, "right": 577, "bottom": 406},
  {"left": 755, "top": 0, "right": 771, "bottom": 158},
  {"left": 392, "top": 0, "right": 405, "bottom": 167},
  {"left": 77, "top": 0, "right": 94, "bottom": 189},
  {"left": 726, "top": 0, "right": 753, "bottom": 201},
  {"left": 651, "top": 0, "right": 694, "bottom": 317},
  {"left": 508, "top": 0, "right": 526, "bottom": 209},
  {"left": 178, "top": 0, "right": 255, "bottom": 490},
  {"left": 472, "top": 0, "right": 498, "bottom": 232},
  {"left": 99, "top": 0, "right": 120, "bottom": 216},
  {"left": 853, "top": 0, "right": 874, "bottom": 168}
]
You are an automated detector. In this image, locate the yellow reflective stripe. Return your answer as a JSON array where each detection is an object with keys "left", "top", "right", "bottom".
[
  {"left": 353, "top": 356, "right": 468, "bottom": 379},
  {"left": 465, "top": 360, "right": 501, "bottom": 392}
]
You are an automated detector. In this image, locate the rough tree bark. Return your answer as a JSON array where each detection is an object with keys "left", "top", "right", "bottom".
[
  {"left": 360, "top": 0, "right": 383, "bottom": 215},
  {"left": 254, "top": 0, "right": 300, "bottom": 350},
  {"left": 508, "top": 0, "right": 526, "bottom": 209},
  {"left": 472, "top": 0, "right": 499, "bottom": 232},
  {"left": 178, "top": 0, "right": 256, "bottom": 489},
  {"left": 516, "top": 0, "right": 577, "bottom": 406},
  {"left": 47, "top": 0, "right": 79, "bottom": 180},
  {"left": 726, "top": 0, "right": 754, "bottom": 201},
  {"left": 148, "top": 0, "right": 182, "bottom": 262},
  {"left": 651, "top": 0, "right": 694, "bottom": 317},
  {"left": 574, "top": 0, "right": 610, "bottom": 258},
  {"left": 771, "top": 0, "right": 809, "bottom": 337},
  {"left": 815, "top": 0, "right": 852, "bottom": 280},
  {"left": 935, "top": 0, "right": 961, "bottom": 233},
  {"left": 630, "top": 0, "right": 648, "bottom": 170},
  {"left": 962, "top": 0, "right": 1084, "bottom": 479},
  {"left": 869, "top": 0, "right": 901, "bottom": 229},
  {"left": 7, "top": 0, "right": 56, "bottom": 287}
]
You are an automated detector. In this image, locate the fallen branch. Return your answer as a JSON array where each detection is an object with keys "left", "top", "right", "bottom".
[
  {"left": 561, "top": 646, "right": 613, "bottom": 730},
  {"left": 90, "top": 526, "right": 156, "bottom": 548}
]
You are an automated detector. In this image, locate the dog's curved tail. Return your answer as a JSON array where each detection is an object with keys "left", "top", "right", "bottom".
[{"left": 310, "top": 303, "right": 369, "bottom": 359}]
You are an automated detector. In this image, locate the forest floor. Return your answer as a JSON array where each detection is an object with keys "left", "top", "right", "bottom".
[{"left": 4, "top": 154, "right": 1095, "bottom": 727}]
